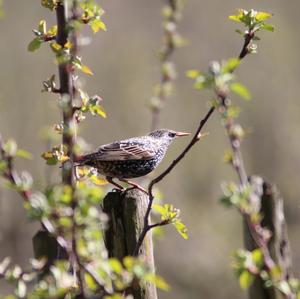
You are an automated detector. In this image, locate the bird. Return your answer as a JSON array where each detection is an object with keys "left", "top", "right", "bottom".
[{"left": 75, "top": 129, "right": 190, "bottom": 192}]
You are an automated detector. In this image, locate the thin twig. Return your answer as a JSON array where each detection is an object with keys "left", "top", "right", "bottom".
[
  {"left": 133, "top": 106, "right": 215, "bottom": 256},
  {"left": 151, "top": 0, "right": 183, "bottom": 130}
]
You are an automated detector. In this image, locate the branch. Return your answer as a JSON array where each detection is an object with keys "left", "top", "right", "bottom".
[
  {"left": 150, "top": 0, "right": 184, "bottom": 130},
  {"left": 56, "top": 1, "right": 76, "bottom": 185},
  {"left": 56, "top": 1, "right": 84, "bottom": 296},
  {"left": 133, "top": 106, "right": 215, "bottom": 256}
]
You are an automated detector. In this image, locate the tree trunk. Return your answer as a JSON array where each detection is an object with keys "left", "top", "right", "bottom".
[{"left": 103, "top": 189, "right": 158, "bottom": 299}]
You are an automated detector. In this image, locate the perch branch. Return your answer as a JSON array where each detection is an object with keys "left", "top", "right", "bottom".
[{"left": 133, "top": 106, "right": 215, "bottom": 256}]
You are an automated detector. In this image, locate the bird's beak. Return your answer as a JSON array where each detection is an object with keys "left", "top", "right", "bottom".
[{"left": 175, "top": 131, "right": 190, "bottom": 137}]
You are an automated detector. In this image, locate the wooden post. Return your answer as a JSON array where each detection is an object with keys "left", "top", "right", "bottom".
[
  {"left": 244, "top": 176, "right": 293, "bottom": 299},
  {"left": 103, "top": 189, "right": 158, "bottom": 299}
]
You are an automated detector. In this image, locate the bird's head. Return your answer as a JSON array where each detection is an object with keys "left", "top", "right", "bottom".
[{"left": 148, "top": 129, "right": 190, "bottom": 145}]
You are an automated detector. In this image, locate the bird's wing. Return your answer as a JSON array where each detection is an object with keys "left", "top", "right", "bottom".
[{"left": 94, "top": 140, "right": 156, "bottom": 161}]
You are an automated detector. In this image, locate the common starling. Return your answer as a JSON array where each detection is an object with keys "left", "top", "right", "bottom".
[{"left": 76, "top": 129, "right": 190, "bottom": 191}]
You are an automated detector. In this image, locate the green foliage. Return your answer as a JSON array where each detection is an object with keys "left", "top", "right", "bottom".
[
  {"left": 80, "top": 0, "right": 106, "bottom": 33},
  {"left": 232, "top": 249, "right": 264, "bottom": 289},
  {"left": 41, "top": 0, "right": 59, "bottom": 11},
  {"left": 41, "top": 145, "right": 68, "bottom": 165},
  {"left": 187, "top": 58, "right": 250, "bottom": 102},
  {"left": 28, "top": 20, "right": 57, "bottom": 52},
  {"left": 153, "top": 204, "right": 188, "bottom": 239},
  {"left": 79, "top": 91, "right": 106, "bottom": 118},
  {"left": 220, "top": 182, "right": 252, "bottom": 210},
  {"left": 229, "top": 9, "right": 274, "bottom": 33}
]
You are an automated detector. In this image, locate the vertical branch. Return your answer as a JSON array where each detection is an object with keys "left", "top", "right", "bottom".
[
  {"left": 56, "top": 1, "right": 75, "bottom": 185},
  {"left": 55, "top": 1, "right": 84, "bottom": 296},
  {"left": 150, "top": 0, "right": 184, "bottom": 130}
]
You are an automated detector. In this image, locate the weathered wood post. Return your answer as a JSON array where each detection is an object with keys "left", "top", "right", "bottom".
[
  {"left": 103, "top": 188, "right": 157, "bottom": 299},
  {"left": 244, "top": 176, "right": 293, "bottom": 299}
]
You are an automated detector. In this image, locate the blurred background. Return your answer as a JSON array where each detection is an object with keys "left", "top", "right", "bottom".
[{"left": 0, "top": 0, "right": 300, "bottom": 298}]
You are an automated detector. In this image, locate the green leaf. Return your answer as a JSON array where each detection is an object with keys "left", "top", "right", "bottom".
[
  {"left": 84, "top": 273, "right": 98, "bottom": 291},
  {"left": 239, "top": 270, "right": 254, "bottom": 289},
  {"left": 81, "top": 64, "right": 94, "bottom": 75},
  {"left": 229, "top": 15, "right": 242, "bottom": 23},
  {"left": 173, "top": 220, "right": 188, "bottom": 239},
  {"left": 16, "top": 280, "right": 27, "bottom": 298},
  {"left": 186, "top": 69, "right": 200, "bottom": 79},
  {"left": 230, "top": 82, "right": 251, "bottom": 100},
  {"left": 261, "top": 23, "right": 275, "bottom": 32},
  {"left": 144, "top": 273, "right": 170, "bottom": 291},
  {"left": 41, "top": 0, "right": 57, "bottom": 11},
  {"left": 255, "top": 11, "right": 273, "bottom": 21},
  {"left": 108, "top": 258, "right": 123, "bottom": 274},
  {"left": 38, "top": 20, "right": 46, "bottom": 34},
  {"left": 90, "top": 104, "right": 106, "bottom": 118},
  {"left": 3, "top": 139, "right": 17, "bottom": 156},
  {"left": 0, "top": 257, "right": 11, "bottom": 275},
  {"left": 28, "top": 38, "right": 42, "bottom": 52},
  {"left": 278, "top": 281, "right": 292, "bottom": 295},
  {"left": 251, "top": 249, "right": 263, "bottom": 268},
  {"left": 16, "top": 149, "right": 32, "bottom": 159},
  {"left": 222, "top": 58, "right": 240, "bottom": 73},
  {"left": 152, "top": 204, "right": 167, "bottom": 216},
  {"left": 90, "top": 19, "right": 107, "bottom": 33}
]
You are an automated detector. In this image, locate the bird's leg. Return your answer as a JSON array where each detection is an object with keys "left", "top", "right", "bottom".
[
  {"left": 119, "top": 179, "right": 148, "bottom": 194},
  {"left": 106, "top": 176, "right": 125, "bottom": 191}
]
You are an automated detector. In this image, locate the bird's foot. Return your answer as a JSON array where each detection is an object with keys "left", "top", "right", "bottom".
[
  {"left": 120, "top": 179, "right": 149, "bottom": 195},
  {"left": 106, "top": 177, "right": 125, "bottom": 192}
]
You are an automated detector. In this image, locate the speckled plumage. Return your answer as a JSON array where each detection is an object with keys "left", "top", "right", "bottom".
[{"left": 76, "top": 129, "right": 189, "bottom": 180}]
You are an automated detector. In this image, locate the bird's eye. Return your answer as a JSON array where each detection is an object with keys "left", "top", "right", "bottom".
[{"left": 168, "top": 132, "right": 176, "bottom": 138}]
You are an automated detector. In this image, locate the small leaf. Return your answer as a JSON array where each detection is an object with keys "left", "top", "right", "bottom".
[
  {"left": 0, "top": 257, "right": 11, "bottom": 275},
  {"left": 3, "top": 139, "right": 17, "bottom": 156},
  {"left": 80, "top": 64, "right": 93, "bottom": 75},
  {"left": 251, "top": 249, "right": 263, "bottom": 268},
  {"left": 144, "top": 273, "right": 170, "bottom": 291},
  {"left": 152, "top": 204, "right": 167, "bottom": 216},
  {"left": 108, "top": 258, "right": 123, "bottom": 274},
  {"left": 84, "top": 273, "right": 98, "bottom": 291},
  {"left": 186, "top": 69, "right": 200, "bottom": 78},
  {"left": 90, "top": 19, "right": 107, "bottom": 33},
  {"left": 229, "top": 15, "right": 242, "bottom": 22},
  {"left": 50, "top": 42, "right": 62, "bottom": 53},
  {"left": 90, "top": 104, "right": 106, "bottom": 118},
  {"left": 173, "top": 220, "right": 188, "bottom": 239},
  {"left": 230, "top": 82, "right": 251, "bottom": 100},
  {"left": 47, "top": 25, "right": 57, "bottom": 37},
  {"left": 222, "top": 58, "right": 240, "bottom": 73},
  {"left": 261, "top": 23, "right": 275, "bottom": 32},
  {"left": 28, "top": 38, "right": 42, "bottom": 52},
  {"left": 16, "top": 280, "right": 27, "bottom": 298},
  {"left": 239, "top": 270, "right": 254, "bottom": 289},
  {"left": 278, "top": 281, "right": 292, "bottom": 295},
  {"left": 38, "top": 20, "right": 46, "bottom": 34},
  {"left": 16, "top": 149, "right": 32, "bottom": 159},
  {"left": 89, "top": 175, "right": 108, "bottom": 186},
  {"left": 255, "top": 11, "right": 273, "bottom": 21}
]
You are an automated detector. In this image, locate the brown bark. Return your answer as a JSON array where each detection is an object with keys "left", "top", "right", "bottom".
[{"left": 103, "top": 189, "right": 158, "bottom": 299}]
